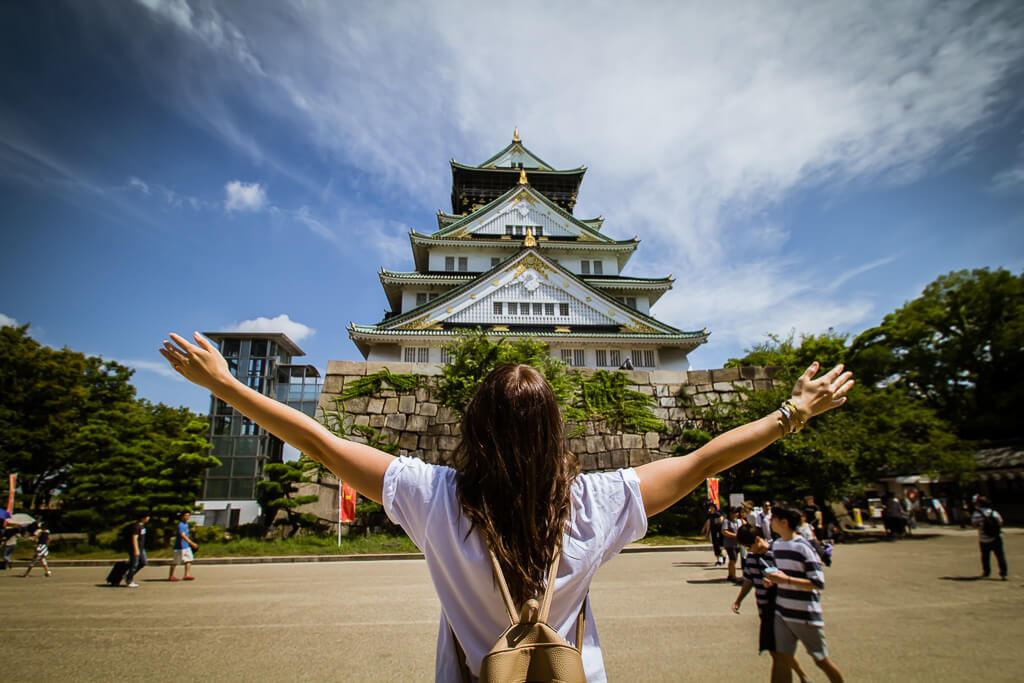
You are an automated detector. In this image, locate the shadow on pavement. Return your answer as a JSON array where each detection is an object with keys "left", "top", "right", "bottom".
[
  {"left": 938, "top": 575, "right": 985, "bottom": 581},
  {"left": 686, "top": 577, "right": 737, "bottom": 585}
]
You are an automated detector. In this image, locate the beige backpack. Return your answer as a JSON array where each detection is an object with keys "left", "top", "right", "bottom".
[{"left": 452, "top": 546, "right": 587, "bottom": 683}]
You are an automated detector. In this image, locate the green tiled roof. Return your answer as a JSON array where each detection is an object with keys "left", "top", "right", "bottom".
[{"left": 349, "top": 324, "right": 707, "bottom": 341}]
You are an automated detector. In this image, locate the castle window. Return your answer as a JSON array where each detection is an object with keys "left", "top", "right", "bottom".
[
  {"left": 494, "top": 301, "right": 503, "bottom": 315},
  {"left": 631, "top": 349, "right": 656, "bottom": 368},
  {"left": 416, "top": 293, "right": 427, "bottom": 306},
  {"left": 559, "top": 303, "right": 569, "bottom": 316},
  {"left": 544, "top": 303, "right": 555, "bottom": 316},
  {"left": 508, "top": 302, "right": 518, "bottom": 315},
  {"left": 580, "top": 260, "right": 590, "bottom": 275},
  {"left": 458, "top": 257, "right": 468, "bottom": 272},
  {"left": 440, "top": 348, "right": 451, "bottom": 364},
  {"left": 404, "top": 347, "right": 429, "bottom": 363},
  {"left": 445, "top": 256, "right": 455, "bottom": 271},
  {"left": 596, "top": 350, "right": 607, "bottom": 367},
  {"left": 609, "top": 349, "right": 621, "bottom": 367},
  {"left": 532, "top": 302, "right": 543, "bottom": 315}
]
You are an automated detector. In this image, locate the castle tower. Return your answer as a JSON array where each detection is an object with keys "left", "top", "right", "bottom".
[{"left": 349, "top": 133, "right": 707, "bottom": 370}]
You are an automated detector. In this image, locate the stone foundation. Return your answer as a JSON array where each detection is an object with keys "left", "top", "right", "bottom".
[{"left": 317, "top": 361, "right": 780, "bottom": 471}]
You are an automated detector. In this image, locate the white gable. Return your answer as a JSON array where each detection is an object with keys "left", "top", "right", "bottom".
[
  {"left": 445, "top": 189, "right": 603, "bottom": 241},
  {"left": 388, "top": 250, "right": 665, "bottom": 334}
]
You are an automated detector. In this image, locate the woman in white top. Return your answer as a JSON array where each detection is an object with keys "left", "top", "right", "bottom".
[{"left": 160, "top": 332, "right": 853, "bottom": 682}]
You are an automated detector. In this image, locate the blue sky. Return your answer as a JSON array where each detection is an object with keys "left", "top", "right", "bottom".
[{"left": 2, "top": 0, "right": 1023, "bottom": 416}]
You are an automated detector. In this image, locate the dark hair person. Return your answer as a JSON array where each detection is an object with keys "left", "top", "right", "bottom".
[{"left": 160, "top": 332, "right": 853, "bottom": 681}]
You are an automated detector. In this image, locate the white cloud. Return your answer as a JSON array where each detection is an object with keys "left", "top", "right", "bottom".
[
  {"left": 122, "top": 1, "right": 1024, "bottom": 357},
  {"left": 0, "top": 313, "right": 17, "bottom": 327},
  {"left": 117, "top": 358, "right": 185, "bottom": 380},
  {"left": 224, "top": 180, "right": 267, "bottom": 212},
  {"left": 128, "top": 176, "right": 150, "bottom": 194},
  {"left": 224, "top": 314, "right": 315, "bottom": 342}
]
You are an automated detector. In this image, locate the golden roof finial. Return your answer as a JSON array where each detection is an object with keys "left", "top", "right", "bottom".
[
  {"left": 519, "top": 167, "right": 528, "bottom": 185},
  {"left": 513, "top": 127, "right": 521, "bottom": 142},
  {"left": 524, "top": 227, "right": 537, "bottom": 248}
]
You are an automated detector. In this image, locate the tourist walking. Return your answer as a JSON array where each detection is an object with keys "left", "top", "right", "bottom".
[
  {"left": 701, "top": 502, "right": 725, "bottom": 566},
  {"left": 160, "top": 331, "right": 853, "bottom": 681},
  {"left": 125, "top": 513, "right": 149, "bottom": 587},
  {"left": 21, "top": 522, "right": 51, "bottom": 578},
  {"left": 732, "top": 526, "right": 811, "bottom": 683},
  {"left": 2, "top": 525, "right": 18, "bottom": 570},
  {"left": 722, "top": 506, "right": 744, "bottom": 582},
  {"left": 765, "top": 504, "right": 844, "bottom": 683},
  {"left": 971, "top": 496, "right": 1007, "bottom": 580},
  {"left": 168, "top": 511, "right": 198, "bottom": 582}
]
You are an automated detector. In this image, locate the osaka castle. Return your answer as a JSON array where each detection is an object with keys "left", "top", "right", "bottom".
[{"left": 348, "top": 131, "right": 708, "bottom": 370}]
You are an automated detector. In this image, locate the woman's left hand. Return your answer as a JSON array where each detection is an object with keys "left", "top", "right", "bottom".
[{"left": 790, "top": 362, "right": 855, "bottom": 419}]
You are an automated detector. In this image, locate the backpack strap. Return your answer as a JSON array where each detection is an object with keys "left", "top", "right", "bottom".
[{"left": 487, "top": 546, "right": 521, "bottom": 624}]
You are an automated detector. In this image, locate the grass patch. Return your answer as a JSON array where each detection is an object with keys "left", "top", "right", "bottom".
[{"left": 637, "top": 533, "right": 708, "bottom": 546}]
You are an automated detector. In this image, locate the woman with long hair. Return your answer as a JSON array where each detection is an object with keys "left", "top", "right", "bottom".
[{"left": 160, "top": 332, "right": 853, "bottom": 681}]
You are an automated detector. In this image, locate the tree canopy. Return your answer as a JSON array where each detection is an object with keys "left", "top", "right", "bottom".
[
  {"left": 1, "top": 324, "right": 217, "bottom": 538},
  {"left": 847, "top": 268, "right": 1023, "bottom": 442}
]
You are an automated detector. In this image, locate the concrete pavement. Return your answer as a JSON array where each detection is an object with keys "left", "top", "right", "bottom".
[{"left": 1, "top": 527, "right": 1020, "bottom": 681}]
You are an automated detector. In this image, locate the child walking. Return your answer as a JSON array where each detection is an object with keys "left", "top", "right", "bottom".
[
  {"left": 160, "top": 331, "right": 852, "bottom": 681},
  {"left": 732, "top": 526, "right": 811, "bottom": 682},
  {"left": 766, "top": 504, "right": 845, "bottom": 683},
  {"left": 22, "top": 522, "right": 51, "bottom": 577}
]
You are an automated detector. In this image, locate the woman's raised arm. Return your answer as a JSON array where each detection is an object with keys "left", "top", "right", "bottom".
[
  {"left": 160, "top": 332, "right": 394, "bottom": 503},
  {"left": 636, "top": 362, "right": 853, "bottom": 517}
]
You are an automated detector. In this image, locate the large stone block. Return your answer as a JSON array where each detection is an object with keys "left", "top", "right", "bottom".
[
  {"left": 354, "top": 415, "right": 370, "bottom": 426},
  {"left": 753, "top": 379, "right": 774, "bottom": 391},
  {"left": 711, "top": 367, "right": 740, "bottom": 382},
  {"left": 398, "top": 432, "right": 419, "bottom": 450},
  {"left": 713, "top": 382, "right": 736, "bottom": 392},
  {"left": 398, "top": 395, "right": 416, "bottom": 414},
  {"left": 364, "top": 361, "right": 415, "bottom": 375},
  {"left": 739, "top": 366, "right": 757, "bottom": 380},
  {"left": 622, "top": 434, "right": 643, "bottom": 449},
  {"left": 683, "top": 385, "right": 697, "bottom": 395},
  {"left": 436, "top": 406, "right": 460, "bottom": 424},
  {"left": 644, "top": 431, "right": 660, "bottom": 449},
  {"left": 323, "top": 375, "right": 344, "bottom": 394},
  {"left": 380, "top": 389, "right": 397, "bottom": 398},
  {"left": 415, "top": 388, "right": 432, "bottom": 402},
  {"left": 406, "top": 414, "right": 429, "bottom": 431},
  {"left": 583, "top": 435, "right": 603, "bottom": 453},
  {"left": 327, "top": 360, "right": 367, "bottom": 376},
  {"left": 693, "top": 394, "right": 709, "bottom": 407},
  {"left": 383, "top": 398, "right": 399, "bottom": 414},
  {"left": 582, "top": 453, "right": 598, "bottom": 471},
  {"left": 366, "top": 398, "right": 385, "bottom": 414},
  {"left": 385, "top": 413, "right": 407, "bottom": 430},
  {"left": 687, "top": 370, "right": 710, "bottom": 385},
  {"left": 610, "top": 450, "right": 627, "bottom": 469},
  {"left": 603, "top": 434, "right": 622, "bottom": 450},
  {"left": 655, "top": 384, "right": 670, "bottom": 397},
  {"left": 417, "top": 402, "right": 438, "bottom": 416},
  {"left": 568, "top": 438, "right": 587, "bottom": 454},
  {"left": 418, "top": 435, "right": 436, "bottom": 450},
  {"left": 637, "top": 385, "right": 655, "bottom": 396},
  {"left": 368, "top": 414, "right": 386, "bottom": 428},
  {"left": 668, "top": 407, "right": 688, "bottom": 420},
  {"left": 652, "top": 407, "right": 669, "bottom": 420},
  {"left": 597, "top": 452, "right": 611, "bottom": 470},
  {"left": 628, "top": 448, "right": 649, "bottom": 466},
  {"left": 343, "top": 396, "right": 370, "bottom": 414},
  {"left": 438, "top": 435, "right": 461, "bottom": 451},
  {"left": 650, "top": 370, "right": 688, "bottom": 384},
  {"left": 623, "top": 370, "right": 650, "bottom": 384},
  {"left": 659, "top": 397, "right": 676, "bottom": 408}
]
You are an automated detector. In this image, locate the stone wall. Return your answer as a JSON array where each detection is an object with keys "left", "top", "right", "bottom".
[{"left": 318, "top": 361, "right": 780, "bottom": 471}]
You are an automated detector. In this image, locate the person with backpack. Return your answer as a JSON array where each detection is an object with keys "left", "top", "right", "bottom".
[
  {"left": 971, "top": 496, "right": 1007, "bottom": 580},
  {"left": 159, "top": 332, "right": 853, "bottom": 681}
]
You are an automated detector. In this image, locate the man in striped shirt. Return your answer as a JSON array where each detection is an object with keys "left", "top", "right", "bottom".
[
  {"left": 764, "top": 504, "right": 844, "bottom": 683},
  {"left": 732, "top": 526, "right": 811, "bottom": 682}
]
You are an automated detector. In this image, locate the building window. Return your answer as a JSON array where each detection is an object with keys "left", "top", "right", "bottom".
[
  {"left": 494, "top": 301, "right": 503, "bottom": 315},
  {"left": 574, "top": 349, "right": 585, "bottom": 367},
  {"left": 580, "top": 260, "right": 602, "bottom": 275},
  {"left": 429, "top": 292, "right": 439, "bottom": 301},
  {"left": 458, "top": 257, "right": 468, "bottom": 272},
  {"left": 581, "top": 260, "right": 590, "bottom": 275},
  {"left": 561, "top": 349, "right": 572, "bottom": 364},
  {"left": 404, "top": 347, "right": 429, "bottom": 362},
  {"left": 521, "top": 302, "right": 531, "bottom": 315},
  {"left": 596, "top": 349, "right": 607, "bottom": 367},
  {"left": 532, "top": 302, "right": 543, "bottom": 315},
  {"left": 609, "top": 349, "right": 621, "bottom": 367},
  {"left": 559, "top": 303, "right": 569, "bottom": 316},
  {"left": 631, "top": 349, "right": 656, "bottom": 368},
  {"left": 544, "top": 303, "right": 555, "bottom": 316},
  {"left": 593, "top": 261, "right": 603, "bottom": 275},
  {"left": 416, "top": 293, "right": 427, "bottom": 306},
  {"left": 445, "top": 256, "right": 455, "bottom": 271},
  {"left": 508, "top": 302, "right": 518, "bottom": 315},
  {"left": 440, "top": 347, "right": 451, "bottom": 364}
]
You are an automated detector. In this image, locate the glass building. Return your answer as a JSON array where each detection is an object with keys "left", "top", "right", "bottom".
[{"left": 199, "top": 332, "right": 322, "bottom": 527}]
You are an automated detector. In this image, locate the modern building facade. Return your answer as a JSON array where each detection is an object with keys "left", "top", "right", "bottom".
[
  {"left": 198, "top": 332, "right": 322, "bottom": 527},
  {"left": 349, "top": 131, "right": 708, "bottom": 369}
]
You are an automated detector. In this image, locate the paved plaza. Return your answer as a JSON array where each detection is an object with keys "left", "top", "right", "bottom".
[{"left": 2, "top": 527, "right": 1020, "bottom": 681}]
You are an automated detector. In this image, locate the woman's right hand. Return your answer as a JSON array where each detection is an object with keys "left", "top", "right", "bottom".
[
  {"left": 160, "top": 332, "right": 234, "bottom": 392},
  {"left": 790, "top": 362, "right": 855, "bottom": 421}
]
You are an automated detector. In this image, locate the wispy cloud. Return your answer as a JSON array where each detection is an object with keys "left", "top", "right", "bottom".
[
  {"left": 0, "top": 313, "right": 17, "bottom": 327},
  {"left": 116, "top": 357, "right": 185, "bottom": 380},
  {"left": 223, "top": 314, "right": 315, "bottom": 343},
  {"left": 224, "top": 180, "right": 267, "bottom": 212}
]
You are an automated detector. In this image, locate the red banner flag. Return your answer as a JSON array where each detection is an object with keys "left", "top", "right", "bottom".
[
  {"left": 339, "top": 482, "right": 357, "bottom": 524},
  {"left": 706, "top": 477, "right": 720, "bottom": 509},
  {"left": 6, "top": 474, "right": 15, "bottom": 513}
]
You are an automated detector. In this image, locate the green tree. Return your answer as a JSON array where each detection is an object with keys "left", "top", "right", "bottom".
[
  {"left": 697, "top": 331, "right": 972, "bottom": 503},
  {"left": 436, "top": 328, "right": 577, "bottom": 414},
  {"left": 256, "top": 455, "right": 323, "bottom": 535},
  {"left": 848, "top": 268, "right": 1024, "bottom": 442}
]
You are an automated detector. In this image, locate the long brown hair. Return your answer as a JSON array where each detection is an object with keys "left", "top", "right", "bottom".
[{"left": 455, "top": 363, "right": 581, "bottom": 606}]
